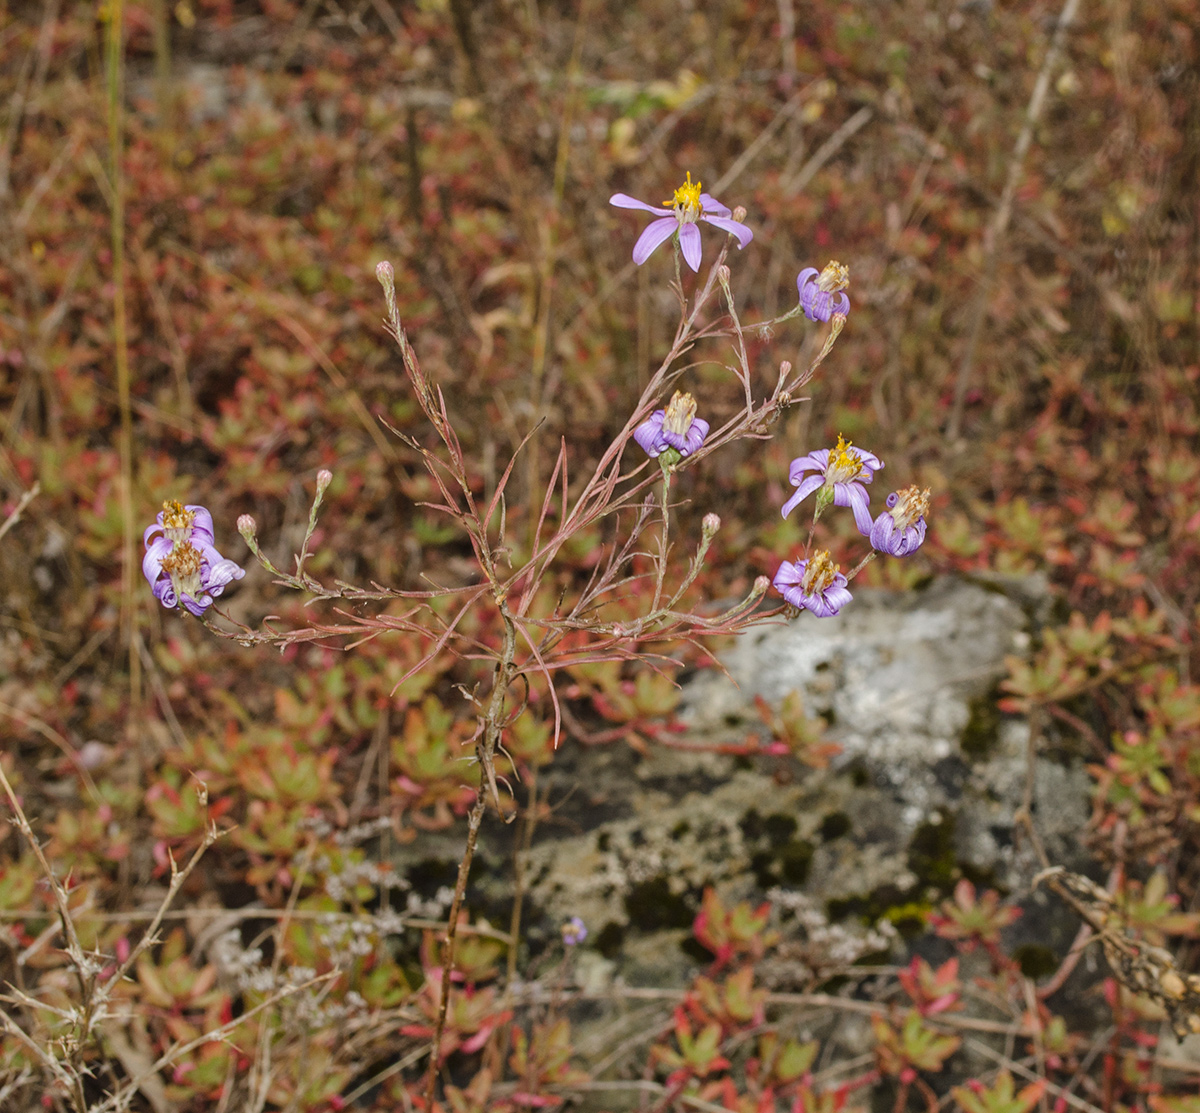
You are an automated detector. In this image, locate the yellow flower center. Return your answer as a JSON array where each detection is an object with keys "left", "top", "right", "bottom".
[
  {"left": 826, "top": 434, "right": 864, "bottom": 482},
  {"left": 816, "top": 261, "right": 850, "bottom": 293},
  {"left": 161, "top": 499, "right": 196, "bottom": 542},
  {"left": 662, "top": 390, "right": 698, "bottom": 437},
  {"left": 801, "top": 550, "right": 839, "bottom": 595},
  {"left": 890, "top": 485, "right": 931, "bottom": 530},
  {"left": 665, "top": 172, "right": 703, "bottom": 222},
  {"left": 161, "top": 539, "right": 203, "bottom": 600}
]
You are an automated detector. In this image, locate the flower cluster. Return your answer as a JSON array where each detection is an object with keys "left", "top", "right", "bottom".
[
  {"left": 143, "top": 500, "right": 244, "bottom": 616},
  {"left": 773, "top": 438, "right": 930, "bottom": 618},
  {"left": 611, "top": 177, "right": 926, "bottom": 622}
]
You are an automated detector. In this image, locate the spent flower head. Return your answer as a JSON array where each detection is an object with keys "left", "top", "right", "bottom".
[
  {"left": 562, "top": 917, "right": 588, "bottom": 947},
  {"left": 610, "top": 172, "right": 754, "bottom": 272},
  {"left": 634, "top": 390, "right": 710, "bottom": 459},
  {"left": 870, "top": 486, "right": 931, "bottom": 556},
  {"left": 143, "top": 500, "right": 244, "bottom": 617},
  {"left": 781, "top": 434, "right": 883, "bottom": 534},
  {"left": 773, "top": 550, "right": 852, "bottom": 618},
  {"left": 797, "top": 262, "right": 851, "bottom": 322}
]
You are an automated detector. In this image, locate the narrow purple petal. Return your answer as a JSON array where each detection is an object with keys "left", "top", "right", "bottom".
[
  {"left": 681, "top": 417, "right": 709, "bottom": 456},
  {"left": 780, "top": 476, "right": 819, "bottom": 519},
  {"left": 187, "top": 506, "right": 215, "bottom": 545},
  {"left": 203, "top": 557, "right": 245, "bottom": 596},
  {"left": 808, "top": 582, "right": 852, "bottom": 617},
  {"left": 796, "top": 268, "right": 818, "bottom": 293},
  {"left": 788, "top": 451, "right": 828, "bottom": 483},
  {"left": 773, "top": 560, "right": 804, "bottom": 602},
  {"left": 179, "top": 592, "right": 212, "bottom": 617},
  {"left": 832, "top": 293, "right": 850, "bottom": 316},
  {"left": 699, "top": 193, "right": 732, "bottom": 218},
  {"left": 869, "top": 514, "right": 896, "bottom": 553},
  {"left": 634, "top": 412, "right": 667, "bottom": 456},
  {"left": 855, "top": 451, "right": 883, "bottom": 475},
  {"left": 780, "top": 474, "right": 824, "bottom": 519},
  {"left": 780, "top": 586, "right": 805, "bottom": 608},
  {"left": 153, "top": 579, "right": 177, "bottom": 607},
  {"left": 142, "top": 535, "right": 173, "bottom": 586},
  {"left": 610, "top": 193, "right": 672, "bottom": 215},
  {"left": 143, "top": 522, "right": 164, "bottom": 547},
  {"left": 802, "top": 288, "right": 834, "bottom": 322},
  {"left": 837, "top": 483, "right": 876, "bottom": 535},
  {"left": 701, "top": 215, "right": 753, "bottom": 249},
  {"left": 632, "top": 218, "right": 678, "bottom": 265},
  {"left": 678, "top": 223, "right": 702, "bottom": 272},
  {"left": 871, "top": 514, "right": 926, "bottom": 556}
]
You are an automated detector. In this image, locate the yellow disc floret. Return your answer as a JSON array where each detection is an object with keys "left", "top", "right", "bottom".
[
  {"left": 665, "top": 172, "right": 703, "bottom": 222},
  {"left": 160, "top": 539, "right": 203, "bottom": 601},
  {"left": 160, "top": 499, "right": 196, "bottom": 542},
  {"left": 889, "top": 485, "right": 931, "bottom": 529},
  {"left": 662, "top": 390, "right": 698, "bottom": 437},
  {"left": 801, "top": 550, "right": 839, "bottom": 595},
  {"left": 826, "top": 434, "right": 864, "bottom": 482},
  {"left": 816, "top": 261, "right": 850, "bottom": 293}
]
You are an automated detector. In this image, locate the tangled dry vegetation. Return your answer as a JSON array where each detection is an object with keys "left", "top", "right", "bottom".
[{"left": 2, "top": 0, "right": 1200, "bottom": 1109}]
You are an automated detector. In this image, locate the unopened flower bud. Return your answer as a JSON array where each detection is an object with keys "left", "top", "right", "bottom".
[
  {"left": 779, "top": 360, "right": 792, "bottom": 378},
  {"left": 375, "top": 260, "right": 394, "bottom": 284},
  {"left": 718, "top": 264, "right": 731, "bottom": 285},
  {"left": 752, "top": 575, "right": 771, "bottom": 597},
  {"left": 702, "top": 513, "right": 721, "bottom": 537},
  {"left": 316, "top": 469, "right": 333, "bottom": 496},
  {"left": 732, "top": 205, "right": 747, "bottom": 223},
  {"left": 237, "top": 514, "right": 257, "bottom": 541}
]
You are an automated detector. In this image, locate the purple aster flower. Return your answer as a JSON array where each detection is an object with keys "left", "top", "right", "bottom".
[
  {"left": 634, "top": 390, "right": 710, "bottom": 458},
  {"left": 781, "top": 434, "right": 883, "bottom": 534},
  {"left": 562, "top": 917, "right": 588, "bottom": 947},
  {"left": 870, "top": 485, "right": 931, "bottom": 557},
  {"left": 773, "top": 550, "right": 852, "bottom": 618},
  {"left": 610, "top": 172, "right": 754, "bottom": 273},
  {"left": 143, "top": 500, "right": 245, "bottom": 617},
  {"left": 796, "top": 261, "right": 850, "bottom": 322}
]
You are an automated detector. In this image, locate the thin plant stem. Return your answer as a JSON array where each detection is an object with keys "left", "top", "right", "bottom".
[
  {"left": 506, "top": 767, "right": 539, "bottom": 988},
  {"left": 104, "top": 0, "right": 140, "bottom": 714},
  {"left": 423, "top": 789, "right": 487, "bottom": 1108}
]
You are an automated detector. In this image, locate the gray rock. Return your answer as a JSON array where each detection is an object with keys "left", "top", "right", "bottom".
[{"left": 520, "top": 576, "right": 1092, "bottom": 983}]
